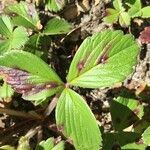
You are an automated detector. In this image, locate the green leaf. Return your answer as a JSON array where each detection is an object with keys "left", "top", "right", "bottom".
[
  {"left": 127, "top": 0, "right": 142, "bottom": 18},
  {"left": 142, "top": 126, "right": 150, "bottom": 145},
  {"left": 103, "top": 132, "right": 144, "bottom": 150},
  {"left": 36, "top": 138, "right": 54, "bottom": 150},
  {"left": 24, "top": 34, "right": 43, "bottom": 56},
  {"left": 46, "top": 0, "right": 66, "bottom": 12},
  {"left": 0, "top": 15, "right": 13, "bottom": 37},
  {"left": 0, "top": 82, "right": 14, "bottom": 102},
  {"left": 0, "top": 51, "right": 63, "bottom": 103},
  {"left": 103, "top": 8, "right": 120, "bottom": 24},
  {"left": 103, "top": 0, "right": 127, "bottom": 26},
  {"left": 0, "top": 15, "right": 28, "bottom": 53},
  {"left": 43, "top": 18, "right": 72, "bottom": 35},
  {"left": 36, "top": 138, "right": 64, "bottom": 150},
  {"left": 0, "top": 26, "right": 28, "bottom": 53},
  {"left": 24, "top": 34, "right": 50, "bottom": 60},
  {"left": 113, "top": 0, "right": 124, "bottom": 11},
  {"left": 119, "top": 12, "right": 131, "bottom": 27},
  {"left": 141, "top": 6, "right": 150, "bottom": 18},
  {"left": 67, "top": 30, "right": 139, "bottom": 88},
  {"left": 121, "top": 142, "right": 147, "bottom": 150},
  {"left": 110, "top": 94, "right": 144, "bottom": 131},
  {"left": 9, "top": 27, "right": 29, "bottom": 49},
  {"left": 7, "top": 1, "right": 40, "bottom": 30},
  {"left": 56, "top": 88, "right": 102, "bottom": 150},
  {"left": 52, "top": 141, "right": 64, "bottom": 150}
]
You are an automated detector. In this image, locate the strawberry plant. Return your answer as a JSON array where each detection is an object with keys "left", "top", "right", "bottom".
[
  {"left": 0, "top": 1, "right": 72, "bottom": 101},
  {"left": 0, "top": 29, "right": 140, "bottom": 149},
  {"left": 103, "top": 0, "right": 150, "bottom": 27}
]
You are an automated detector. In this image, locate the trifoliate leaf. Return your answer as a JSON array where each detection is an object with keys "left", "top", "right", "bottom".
[
  {"left": 46, "top": 0, "right": 66, "bottom": 12},
  {"left": 0, "top": 51, "right": 63, "bottom": 104},
  {"left": 142, "top": 126, "right": 150, "bottom": 145},
  {"left": 56, "top": 88, "right": 102, "bottom": 150},
  {"left": 7, "top": 1, "right": 41, "bottom": 30},
  {"left": 67, "top": 30, "right": 139, "bottom": 88},
  {"left": 43, "top": 18, "right": 72, "bottom": 35},
  {"left": 103, "top": 0, "right": 129, "bottom": 26}
]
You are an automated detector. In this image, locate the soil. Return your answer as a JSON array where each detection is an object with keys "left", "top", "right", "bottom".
[{"left": 0, "top": 0, "right": 150, "bottom": 150}]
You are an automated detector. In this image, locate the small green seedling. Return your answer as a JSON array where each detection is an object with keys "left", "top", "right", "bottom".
[
  {"left": 0, "top": 29, "right": 140, "bottom": 149},
  {"left": 103, "top": 0, "right": 150, "bottom": 27}
]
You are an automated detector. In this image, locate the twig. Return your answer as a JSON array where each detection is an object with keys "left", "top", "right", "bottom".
[
  {"left": 44, "top": 94, "right": 60, "bottom": 116},
  {"left": 0, "top": 107, "right": 43, "bottom": 120}
]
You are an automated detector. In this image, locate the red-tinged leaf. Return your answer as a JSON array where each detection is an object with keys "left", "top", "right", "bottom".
[
  {"left": 67, "top": 30, "right": 139, "bottom": 88},
  {"left": 139, "top": 27, "right": 150, "bottom": 43},
  {"left": 0, "top": 66, "right": 61, "bottom": 102}
]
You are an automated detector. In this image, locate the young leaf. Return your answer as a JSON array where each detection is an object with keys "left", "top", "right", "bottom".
[
  {"left": 142, "top": 126, "right": 150, "bottom": 145},
  {"left": 110, "top": 94, "right": 144, "bottom": 131},
  {"left": 46, "top": 0, "right": 66, "bottom": 12},
  {"left": 127, "top": 0, "right": 142, "bottom": 18},
  {"left": 103, "top": 8, "right": 120, "bottom": 24},
  {"left": 0, "top": 82, "right": 14, "bottom": 102},
  {"left": 103, "top": 0, "right": 129, "bottom": 27},
  {"left": 0, "top": 51, "right": 63, "bottom": 103},
  {"left": 113, "top": 0, "right": 124, "bottom": 10},
  {"left": 36, "top": 137, "right": 64, "bottom": 150},
  {"left": 119, "top": 12, "right": 131, "bottom": 27},
  {"left": 67, "top": 30, "right": 139, "bottom": 88},
  {"left": 56, "top": 88, "right": 102, "bottom": 150},
  {"left": 36, "top": 138, "right": 54, "bottom": 150},
  {"left": 43, "top": 18, "right": 72, "bottom": 35},
  {"left": 127, "top": 0, "right": 150, "bottom": 18},
  {"left": 6, "top": 1, "right": 41, "bottom": 30}
]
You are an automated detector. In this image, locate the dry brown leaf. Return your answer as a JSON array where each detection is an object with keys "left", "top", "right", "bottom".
[
  {"left": 139, "top": 27, "right": 150, "bottom": 44},
  {"left": 63, "top": 4, "right": 78, "bottom": 20}
]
